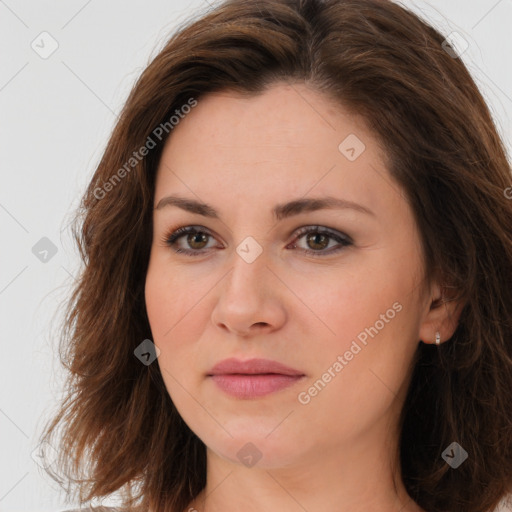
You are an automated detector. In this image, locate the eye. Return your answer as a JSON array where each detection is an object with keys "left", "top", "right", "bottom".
[
  {"left": 162, "top": 224, "right": 352, "bottom": 258},
  {"left": 287, "top": 225, "right": 353, "bottom": 256},
  {"left": 162, "top": 225, "right": 220, "bottom": 256}
]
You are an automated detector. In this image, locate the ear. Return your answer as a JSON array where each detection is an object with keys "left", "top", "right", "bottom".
[{"left": 418, "top": 279, "right": 466, "bottom": 345}]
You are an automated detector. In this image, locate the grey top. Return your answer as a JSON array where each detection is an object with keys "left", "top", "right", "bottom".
[
  {"left": 61, "top": 508, "right": 142, "bottom": 512},
  {"left": 61, "top": 509, "right": 122, "bottom": 512}
]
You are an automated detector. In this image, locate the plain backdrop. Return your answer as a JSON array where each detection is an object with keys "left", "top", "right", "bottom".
[{"left": 1, "top": 1, "right": 511, "bottom": 511}]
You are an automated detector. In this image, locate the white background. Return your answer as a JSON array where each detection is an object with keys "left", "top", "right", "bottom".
[{"left": 1, "top": 1, "right": 511, "bottom": 511}]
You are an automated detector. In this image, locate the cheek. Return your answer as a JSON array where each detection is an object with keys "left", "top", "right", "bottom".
[
  {"left": 145, "top": 272, "right": 173, "bottom": 341},
  {"left": 144, "top": 256, "right": 212, "bottom": 340},
  {"left": 293, "top": 256, "right": 418, "bottom": 392},
  {"left": 291, "top": 262, "right": 397, "bottom": 352},
  {"left": 144, "top": 268, "right": 218, "bottom": 440},
  {"left": 296, "top": 282, "right": 417, "bottom": 442},
  {"left": 144, "top": 259, "right": 215, "bottom": 389}
]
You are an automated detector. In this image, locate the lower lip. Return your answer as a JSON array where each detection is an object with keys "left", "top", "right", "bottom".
[{"left": 209, "top": 374, "right": 304, "bottom": 399}]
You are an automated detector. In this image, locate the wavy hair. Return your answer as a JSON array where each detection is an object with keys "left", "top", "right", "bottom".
[{"left": 39, "top": 1, "right": 512, "bottom": 511}]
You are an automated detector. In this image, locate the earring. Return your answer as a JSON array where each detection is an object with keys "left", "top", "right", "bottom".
[{"left": 435, "top": 331, "right": 441, "bottom": 345}]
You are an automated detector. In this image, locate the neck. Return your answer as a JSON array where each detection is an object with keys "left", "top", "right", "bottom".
[{"left": 187, "top": 422, "right": 423, "bottom": 512}]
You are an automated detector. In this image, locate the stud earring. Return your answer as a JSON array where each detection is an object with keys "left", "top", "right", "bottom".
[{"left": 435, "top": 331, "right": 441, "bottom": 345}]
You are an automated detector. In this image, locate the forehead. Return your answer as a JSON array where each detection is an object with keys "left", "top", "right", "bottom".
[
  {"left": 154, "top": 82, "right": 398, "bottom": 219},
  {"left": 162, "top": 83, "right": 372, "bottom": 156}
]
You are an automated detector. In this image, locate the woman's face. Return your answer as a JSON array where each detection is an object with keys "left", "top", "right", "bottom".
[{"left": 145, "top": 81, "right": 433, "bottom": 470}]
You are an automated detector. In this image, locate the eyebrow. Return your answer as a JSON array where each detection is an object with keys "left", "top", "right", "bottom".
[{"left": 154, "top": 195, "right": 375, "bottom": 220}]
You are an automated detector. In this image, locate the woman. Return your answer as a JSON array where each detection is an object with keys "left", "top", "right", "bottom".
[{"left": 40, "top": 0, "right": 512, "bottom": 511}]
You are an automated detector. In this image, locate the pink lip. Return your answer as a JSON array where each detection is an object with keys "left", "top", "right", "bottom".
[{"left": 207, "top": 358, "right": 305, "bottom": 399}]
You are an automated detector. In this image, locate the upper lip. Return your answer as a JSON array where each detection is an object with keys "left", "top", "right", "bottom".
[{"left": 208, "top": 358, "right": 304, "bottom": 376}]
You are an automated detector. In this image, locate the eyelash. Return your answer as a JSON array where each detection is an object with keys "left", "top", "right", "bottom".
[{"left": 161, "top": 225, "right": 353, "bottom": 257}]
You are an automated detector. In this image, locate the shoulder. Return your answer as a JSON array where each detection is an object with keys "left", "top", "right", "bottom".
[
  {"left": 60, "top": 508, "right": 140, "bottom": 512},
  {"left": 59, "top": 504, "right": 147, "bottom": 512}
]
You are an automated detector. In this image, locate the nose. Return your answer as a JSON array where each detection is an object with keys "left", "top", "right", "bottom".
[{"left": 211, "top": 246, "right": 287, "bottom": 337}]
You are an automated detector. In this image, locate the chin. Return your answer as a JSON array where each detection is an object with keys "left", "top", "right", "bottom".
[{"left": 201, "top": 425, "right": 306, "bottom": 469}]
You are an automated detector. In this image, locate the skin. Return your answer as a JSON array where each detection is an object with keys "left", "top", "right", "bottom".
[{"left": 144, "top": 81, "right": 462, "bottom": 512}]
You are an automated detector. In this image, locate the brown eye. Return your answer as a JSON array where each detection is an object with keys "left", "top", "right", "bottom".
[
  {"left": 290, "top": 226, "right": 353, "bottom": 257},
  {"left": 187, "top": 232, "right": 209, "bottom": 249},
  {"left": 163, "top": 226, "right": 219, "bottom": 256},
  {"left": 305, "top": 232, "right": 330, "bottom": 251}
]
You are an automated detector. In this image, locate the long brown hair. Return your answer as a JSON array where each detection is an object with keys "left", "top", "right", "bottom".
[{"left": 39, "top": 1, "right": 512, "bottom": 511}]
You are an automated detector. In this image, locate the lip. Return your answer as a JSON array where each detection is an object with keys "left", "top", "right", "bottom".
[
  {"left": 207, "top": 358, "right": 305, "bottom": 399},
  {"left": 208, "top": 357, "right": 303, "bottom": 376}
]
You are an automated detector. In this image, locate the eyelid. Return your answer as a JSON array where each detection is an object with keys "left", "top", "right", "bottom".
[
  {"left": 291, "top": 225, "right": 353, "bottom": 244},
  {"left": 288, "top": 225, "right": 353, "bottom": 257},
  {"left": 161, "top": 225, "right": 222, "bottom": 255}
]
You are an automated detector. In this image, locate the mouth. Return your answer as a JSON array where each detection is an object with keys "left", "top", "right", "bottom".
[{"left": 207, "top": 358, "right": 305, "bottom": 399}]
